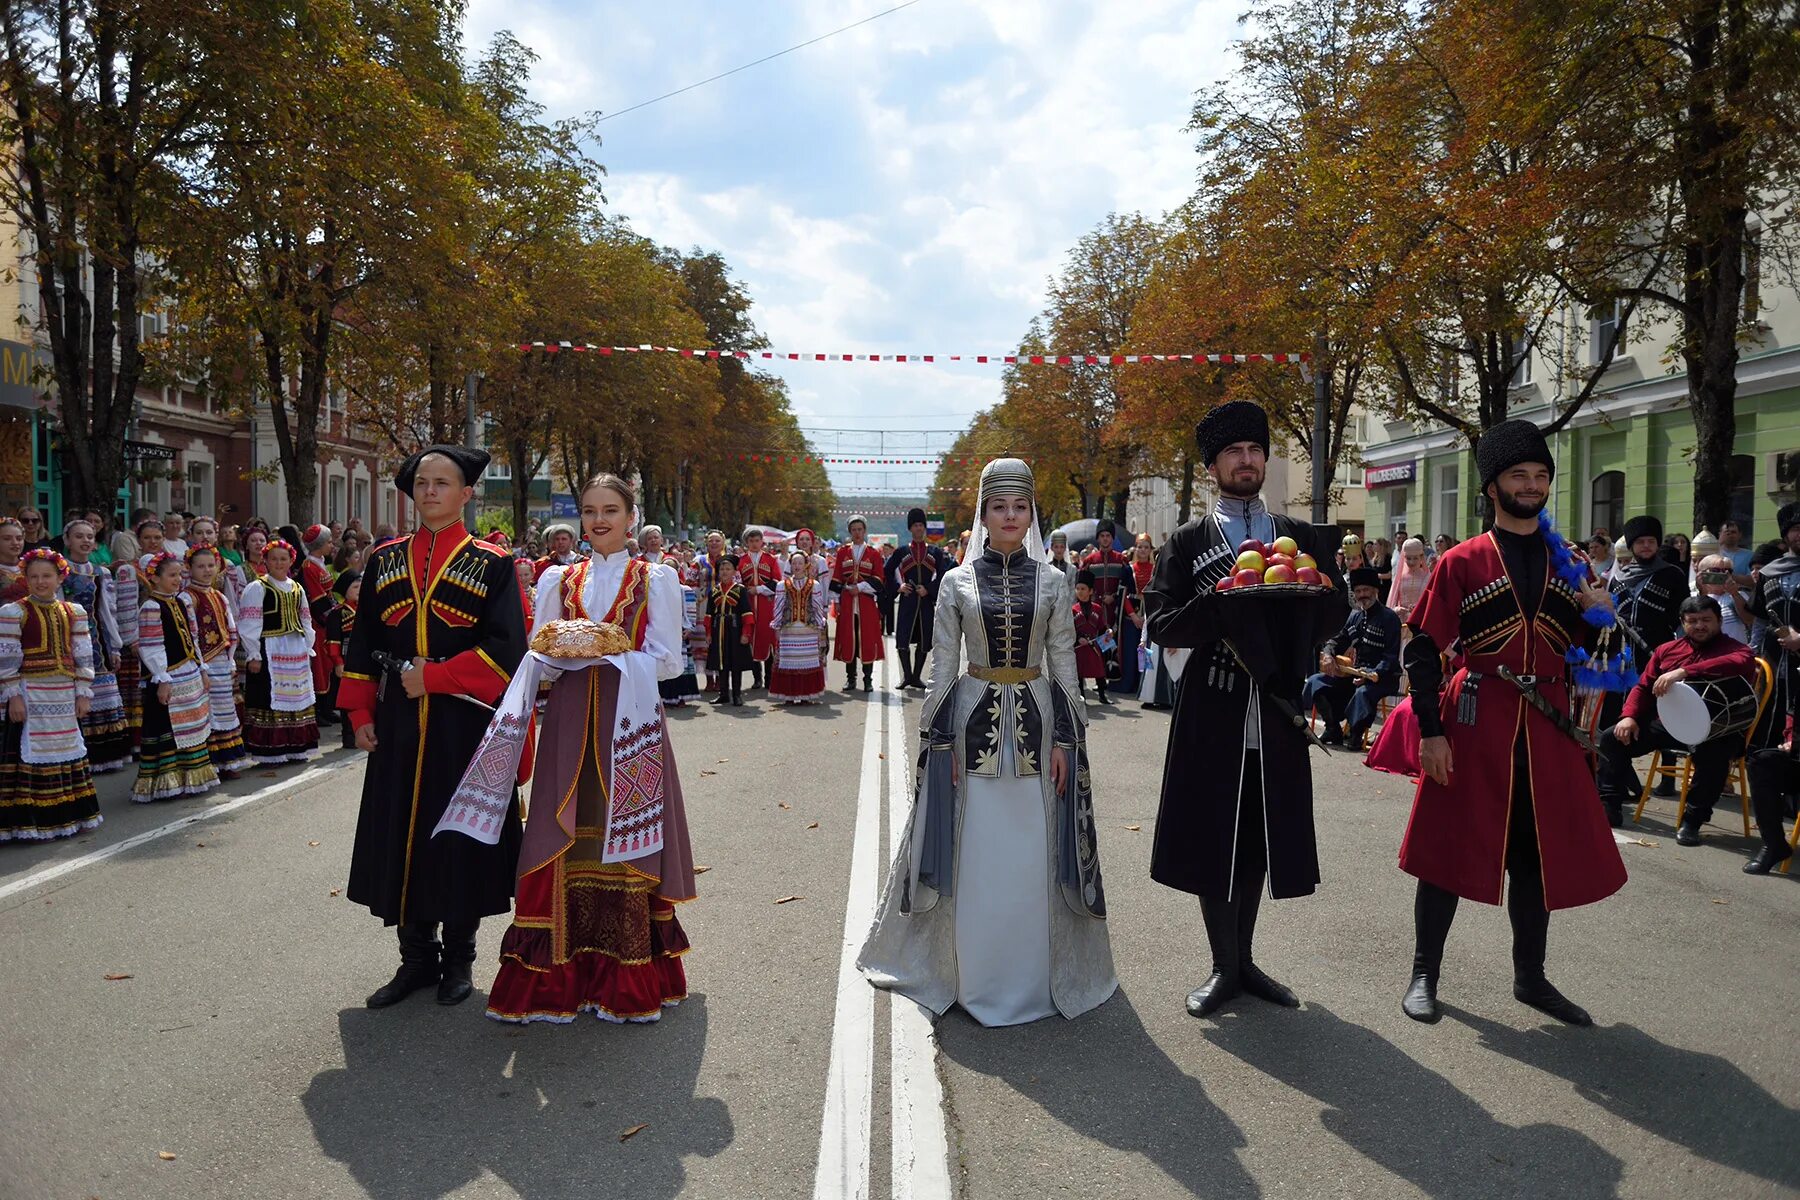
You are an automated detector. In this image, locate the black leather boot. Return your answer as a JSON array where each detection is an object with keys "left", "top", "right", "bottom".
[
  {"left": 846, "top": 664, "right": 858, "bottom": 692},
  {"left": 1744, "top": 844, "right": 1794, "bottom": 875},
  {"left": 863, "top": 664, "right": 875, "bottom": 692},
  {"left": 1186, "top": 895, "right": 1242, "bottom": 1018},
  {"left": 1404, "top": 883, "right": 1458, "bottom": 1023},
  {"left": 1236, "top": 872, "right": 1298, "bottom": 1007},
  {"left": 367, "top": 923, "right": 441, "bottom": 1008},
  {"left": 1509, "top": 879, "right": 1591, "bottom": 1026},
  {"left": 438, "top": 920, "right": 478, "bottom": 1005}
]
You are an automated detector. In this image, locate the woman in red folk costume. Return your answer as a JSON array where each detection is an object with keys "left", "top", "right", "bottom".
[
  {"left": 0, "top": 549, "right": 102, "bottom": 841},
  {"left": 737, "top": 528, "right": 781, "bottom": 690},
  {"left": 1397, "top": 420, "right": 1627, "bottom": 1027},
  {"left": 459, "top": 473, "right": 697, "bottom": 1025},
  {"left": 833, "top": 516, "right": 885, "bottom": 692}
]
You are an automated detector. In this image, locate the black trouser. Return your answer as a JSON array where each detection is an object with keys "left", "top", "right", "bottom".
[
  {"left": 897, "top": 640, "right": 928, "bottom": 684},
  {"left": 1747, "top": 748, "right": 1799, "bottom": 855},
  {"left": 1597, "top": 719, "right": 1734, "bottom": 822},
  {"left": 1413, "top": 738, "right": 1553, "bottom": 985},
  {"left": 1198, "top": 756, "right": 1271, "bottom": 967},
  {"left": 714, "top": 666, "right": 742, "bottom": 704}
]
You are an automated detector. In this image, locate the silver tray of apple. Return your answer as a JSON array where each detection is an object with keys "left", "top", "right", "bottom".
[{"left": 1215, "top": 536, "right": 1335, "bottom": 594}]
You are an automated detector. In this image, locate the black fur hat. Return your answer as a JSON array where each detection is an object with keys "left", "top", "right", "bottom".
[
  {"left": 1475, "top": 419, "right": 1554, "bottom": 489},
  {"left": 1195, "top": 400, "right": 1271, "bottom": 466},
  {"left": 1622, "top": 515, "right": 1663, "bottom": 546}
]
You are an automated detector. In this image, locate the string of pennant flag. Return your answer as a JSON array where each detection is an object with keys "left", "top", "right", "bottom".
[
  {"left": 514, "top": 341, "right": 1307, "bottom": 365},
  {"left": 728, "top": 453, "right": 1025, "bottom": 465}
]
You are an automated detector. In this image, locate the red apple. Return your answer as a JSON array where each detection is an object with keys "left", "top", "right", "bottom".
[
  {"left": 1234, "top": 550, "right": 1265, "bottom": 574},
  {"left": 1233, "top": 568, "right": 1263, "bottom": 588},
  {"left": 1268, "top": 553, "right": 1295, "bottom": 569},
  {"left": 1293, "top": 553, "right": 1317, "bottom": 570},
  {"left": 1271, "top": 536, "right": 1299, "bottom": 557},
  {"left": 1215, "top": 575, "right": 1237, "bottom": 592},
  {"left": 1237, "top": 538, "right": 1267, "bottom": 558},
  {"left": 1295, "top": 566, "right": 1322, "bottom": 585},
  {"left": 1264, "top": 564, "right": 1298, "bottom": 584}
]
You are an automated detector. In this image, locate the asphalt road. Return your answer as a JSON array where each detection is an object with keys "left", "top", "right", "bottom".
[{"left": 3, "top": 652, "right": 1797, "bottom": 1200}]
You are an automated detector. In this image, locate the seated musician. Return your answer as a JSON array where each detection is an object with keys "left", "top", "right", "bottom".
[
  {"left": 1598, "top": 595, "right": 1756, "bottom": 843},
  {"left": 1302, "top": 567, "right": 1401, "bottom": 745}
]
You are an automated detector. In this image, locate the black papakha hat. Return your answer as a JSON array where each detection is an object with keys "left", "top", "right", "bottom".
[
  {"left": 1475, "top": 419, "right": 1555, "bottom": 489},
  {"left": 1622, "top": 515, "right": 1663, "bottom": 546},
  {"left": 1195, "top": 400, "right": 1271, "bottom": 466},
  {"left": 1349, "top": 566, "right": 1382, "bottom": 591},
  {"left": 1076, "top": 568, "right": 1097, "bottom": 587},
  {"left": 395, "top": 445, "right": 491, "bottom": 496},
  {"left": 1778, "top": 501, "right": 1800, "bottom": 536},
  {"left": 907, "top": 507, "right": 926, "bottom": 529}
]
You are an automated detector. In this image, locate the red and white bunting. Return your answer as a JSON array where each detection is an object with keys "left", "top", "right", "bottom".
[
  {"left": 515, "top": 342, "right": 1305, "bottom": 366},
  {"left": 727, "top": 453, "right": 1027, "bottom": 466}
]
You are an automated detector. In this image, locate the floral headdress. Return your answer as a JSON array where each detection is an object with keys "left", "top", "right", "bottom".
[{"left": 20, "top": 547, "right": 70, "bottom": 580}]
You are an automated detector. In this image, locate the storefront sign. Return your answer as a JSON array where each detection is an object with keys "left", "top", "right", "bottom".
[
  {"left": 125, "top": 440, "right": 178, "bottom": 461},
  {"left": 1365, "top": 460, "right": 1416, "bottom": 489},
  {"left": 550, "top": 493, "right": 578, "bottom": 517},
  {"left": 0, "top": 339, "right": 48, "bottom": 410}
]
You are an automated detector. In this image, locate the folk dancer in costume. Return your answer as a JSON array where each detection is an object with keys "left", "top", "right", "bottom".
[
  {"left": 706, "top": 555, "right": 753, "bottom": 706},
  {"left": 661, "top": 565, "right": 705, "bottom": 709},
  {"left": 324, "top": 569, "right": 361, "bottom": 749},
  {"left": 60, "top": 519, "right": 133, "bottom": 772},
  {"left": 533, "top": 523, "right": 579, "bottom": 583},
  {"left": 299, "top": 524, "right": 338, "bottom": 726},
  {"left": 1143, "top": 400, "right": 1348, "bottom": 1019},
  {"left": 469, "top": 473, "right": 697, "bottom": 1024},
  {"left": 133, "top": 552, "right": 219, "bottom": 801},
  {"left": 1072, "top": 570, "right": 1111, "bottom": 702},
  {"left": 1598, "top": 595, "right": 1756, "bottom": 847},
  {"left": 0, "top": 549, "right": 102, "bottom": 841},
  {"left": 770, "top": 549, "right": 829, "bottom": 704},
  {"left": 183, "top": 546, "right": 251, "bottom": 779},
  {"left": 792, "top": 527, "right": 832, "bottom": 590},
  {"left": 338, "top": 445, "right": 528, "bottom": 1009},
  {"left": 859, "top": 458, "right": 1116, "bottom": 1026},
  {"left": 738, "top": 528, "right": 781, "bottom": 690},
  {"left": 238, "top": 540, "right": 321, "bottom": 765},
  {"left": 833, "top": 516, "right": 885, "bottom": 692},
  {"left": 1387, "top": 537, "right": 1430, "bottom": 624},
  {"left": 1080, "top": 520, "right": 1136, "bottom": 692},
  {"left": 1740, "top": 502, "right": 1800, "bottom": 875},
  {"left": 0, "top": 517, "right": 27, "bottom": 604},
  {"left": 1302, "top": 567, "right": 1403, "bottom": 746},
  {"left": 1747, "top": 502, "right": 1800, "bottom": 749},
  {"left": 1047, "top": 530, "right": 1075, "bottom": 582},
  {"left": 1599, "top": 514, "right": 1693, "bottom": 810},
  {"left": 887, "top": 508, "right": 951, "bottom": 690},
  {"left": 109, "top": 527, "right": 145, "bottom": 746},
  {"left": 694, "top": 530, "right": 728, "bottom": 694},
  {"left": 1397, "top": 419, "right": 1626, "bottom": 1027}
]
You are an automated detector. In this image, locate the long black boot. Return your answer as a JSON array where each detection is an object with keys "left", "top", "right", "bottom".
[
  {"left": 1403, "top": 882, "right": 1459, "bottom": 1023},
  {"left": 846, "top": 663, "right": 858, "bottom": 692},
  {"left": 1235, "top": 871, "right": 1298, "bottom": 1007},
  {"left": 438, "top": 920, "right": 478, "bottom": 1005},
  {"left": 1186, "top": 895, "right": 1242, "bottom": 1018},
  {"left": 1508, "top": 874, "right": 1591, "bottom": 1026},
  {"left": 863, "top": 664, "right": 875, "bottom": 692},
  {"left": 367, "top": 922, "right": 441, "bottom": 1008}
]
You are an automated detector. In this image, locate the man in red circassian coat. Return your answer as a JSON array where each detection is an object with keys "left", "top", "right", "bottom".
[
  {"left": 1397, "top": 418, "right": 1626, "bottom": 1027},
  {"left": 832, "top": 516, "right": 885, "bottom": 692}
]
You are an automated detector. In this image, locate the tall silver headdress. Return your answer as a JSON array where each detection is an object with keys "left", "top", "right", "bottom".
[{"left": 968, "top": 457, "right": 1048, "bottom": 563}]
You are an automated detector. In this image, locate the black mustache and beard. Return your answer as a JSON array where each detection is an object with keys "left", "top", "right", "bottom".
[{"left": 1494, "top": 483, "right": 1548, "bottom": 520}]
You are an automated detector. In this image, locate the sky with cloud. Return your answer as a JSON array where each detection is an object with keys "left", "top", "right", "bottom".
[{"left": 463, "top": 0, "right": 1244, "bottom": 497}]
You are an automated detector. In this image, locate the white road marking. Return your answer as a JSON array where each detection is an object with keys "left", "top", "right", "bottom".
[
  {"left": 0, "top": 754, "right": 352, "bottom": 904},
  {"left": 813, "top": 657, "right": 888, "bottom": 1200},
  {"left": 887, "top": 680, "right": 953, "bottom": 1200}
]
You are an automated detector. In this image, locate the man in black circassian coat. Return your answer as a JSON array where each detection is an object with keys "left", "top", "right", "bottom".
[
  {"left": 1143, "top": 400, "right": 1347, "bottom": 1020},
  {"left": 886, "top": 507, "right": 952, "bottom": 689},
  {"left": 337, "top": 444, "right": 529, "bottom": 1010}
]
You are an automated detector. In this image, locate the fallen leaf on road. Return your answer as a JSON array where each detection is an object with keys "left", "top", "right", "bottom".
[
  {"left": 104, "top": 972, "right": 133, "bottom": 981},
  {"left": 328, "top": 888, "right": 341, "bottom": 897},
  {"left": 157, "top": 1151, "right": 176, "bottom": 1161},
  {"left": 195, "top": 842, "right": 206, "bottom": 848},
  {"left": 694, "top": 865, "right": 712, "bottom": 874},
  {"left": 778, "top": 802, "right": 791, "bottom": 810},
  {"left": 774, "top": 895, "right": 804, "bottom": 905},
  {"left": 1712, "top": 898, "right": 1729, "bottom": 905},
  {"left": 877, "top": 753, "right": 886, "bottom": 760},
  {"left": 260, "top": 771, "right": 278, "bottom": 778},
  {"left": 716, "top": 758, "right": 729, "bottom": 763},
  {"left": 806, "top": 821, "right": 819, "bottom": 830},
  {"left": 619, "top": 1124, "right": 649, "bottom": 1142},
  {"left": 699, "top": 769, "right": 716, "bottom": 776},
  {"left": 1631, "top": 838, "right": 1658, "bottom": 847},
  {"left": 308, "top": 841, "right": 320, "bottom": 848},
  {"left": 1123, "top": 824, "right": 1142, "bottom": 832}
]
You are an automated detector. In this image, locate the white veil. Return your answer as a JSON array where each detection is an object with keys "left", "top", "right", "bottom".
[{"left": 966, "top": 458, "right": 1049, "bottom": 564}]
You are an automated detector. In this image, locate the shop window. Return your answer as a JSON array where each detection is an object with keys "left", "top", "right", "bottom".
[{"left": 1591, "top": 471, "right": 1625, "bottom": 537}]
